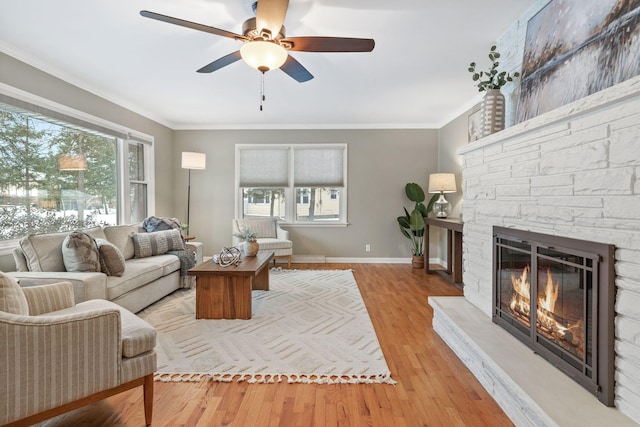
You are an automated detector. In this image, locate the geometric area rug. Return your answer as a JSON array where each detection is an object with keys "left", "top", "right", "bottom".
[{"left": 138, "top": 269, "right": 396, "bottom": 385}]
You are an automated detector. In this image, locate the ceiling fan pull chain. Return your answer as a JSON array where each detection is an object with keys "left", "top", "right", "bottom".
[{"left": 260, "top": 70, "right": 266, "bottom": 111}]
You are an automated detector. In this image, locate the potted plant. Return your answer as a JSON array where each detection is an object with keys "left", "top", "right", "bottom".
[
  {"left": 468, "top": 45, "right": 520, "bottom": 137},
  {"left": 233, "top": 226, "right": 259, "bottom": 256},
  {"left": 397, "top": 183, "right": 438, "bottom": 268}
]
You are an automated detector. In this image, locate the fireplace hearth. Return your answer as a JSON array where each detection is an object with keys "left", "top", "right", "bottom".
[{"left": 492, "top": 226, "right": 615, "bottom": 406}]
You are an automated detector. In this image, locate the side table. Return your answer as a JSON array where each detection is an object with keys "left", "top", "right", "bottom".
[{"left": 424, "top": 217, "right": 463, "bottom": 288}]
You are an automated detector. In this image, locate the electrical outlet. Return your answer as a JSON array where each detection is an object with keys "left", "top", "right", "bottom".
[{"left": 365, "top": 244, "right": 371, "bottom": 252}]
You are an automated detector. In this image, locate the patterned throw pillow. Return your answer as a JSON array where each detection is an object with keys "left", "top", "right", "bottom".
[
  {"left": 0, "top": 272, "right": 29, "bottom": 315},
  {"left": 132, "top": 229, "right": 184, "bottom": 258},
  {"left": 96, "top": 238, "right": 126, "bottom": 277},
  {"left": 62, "top": 232, "right": 100, "bottom": 272}
]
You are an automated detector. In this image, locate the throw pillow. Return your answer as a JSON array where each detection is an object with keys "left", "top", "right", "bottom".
[
  {"left": 132, "top": 229, "right": 184, "bottom": 258},
  {"left": 142, "top": 216, "right": 182, "bottom": 232},
  {"left": 62, "top": 232, "right": 100, "bottom": 272},
  {"left": 96, "top": 238, "right": 126, "bottom": 277},
  {"left": 0, "top": 272, "right": 29, "bottom": 315}
]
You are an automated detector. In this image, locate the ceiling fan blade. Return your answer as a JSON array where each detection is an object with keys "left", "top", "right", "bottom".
[
  {"left": 282, "top": 36, "right": 375, "bottom": 52},
  {"left": 255, "top": 0, "right": 289, "bottom": 39},
  {"left": 140, "top": 10, "right": 245, "bottom": 41},
  {"left": 280, "top": 55, "right": 313, "bottom": 83},
  {"left": 197, "top": 51, "right": 243, "bottom": 73}
]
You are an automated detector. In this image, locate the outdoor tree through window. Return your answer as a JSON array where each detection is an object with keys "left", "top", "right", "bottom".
[{"left": 0, "top": 100, "right": 149, "bottom": 241}]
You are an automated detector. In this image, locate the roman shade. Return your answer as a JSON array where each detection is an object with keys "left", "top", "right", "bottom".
[
  {"left": 293, "top": 147, "right": 345, "bottom": 187},
  {"left": 238, "top": 148, "right": 289, "bottom": 187}
]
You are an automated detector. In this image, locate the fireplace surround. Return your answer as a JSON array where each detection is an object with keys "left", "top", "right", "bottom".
[
  {"left": 492, "top": 226, "right": 615, "bottom": 405},
  {"left": 444, "top": 73, "right": 640, "bottom": 423}
]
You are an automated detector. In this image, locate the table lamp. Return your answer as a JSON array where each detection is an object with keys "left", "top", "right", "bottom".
[{"left": 428, "top": 173, "right": 456, "bottom": 218}]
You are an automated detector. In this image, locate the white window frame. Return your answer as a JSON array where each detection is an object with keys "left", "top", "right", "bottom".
[
  {"left": 0, "top": 83, "right": 155, "bottom": 246},
  {"left": 235, "top": 143, "right": 348, "bottom": 226}
]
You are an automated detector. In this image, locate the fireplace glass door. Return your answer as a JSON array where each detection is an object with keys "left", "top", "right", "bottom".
[{"left": 492, "top": 227, "right": 615, "bottom": 406}]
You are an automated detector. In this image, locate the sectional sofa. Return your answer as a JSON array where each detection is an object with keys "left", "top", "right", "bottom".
[{"left": 7, "top": 224, "right": 201, "bottom": 313}]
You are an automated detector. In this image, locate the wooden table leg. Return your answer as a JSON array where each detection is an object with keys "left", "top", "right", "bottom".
[
  {"left": 446, "top": 229, "right": 453, "bottom": 275},
  {"left": 196, "top": 276, "right": 224, "bottom": 319},
  {"left": 453, "top": 230, "right": 463, "bottom": 284},
  {"left": 253, "top": 264, "right": 270, "bottom": 291},
  {"left": 196, "top": 275, "right": 253, "bottom": 319},
  {"left": 229, "top": 276, "right": 252, "bottom": 319}
]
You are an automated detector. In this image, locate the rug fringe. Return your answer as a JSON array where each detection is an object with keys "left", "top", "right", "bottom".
[{"left": 154, "top": 372, "right": 397, "bottom": 385}]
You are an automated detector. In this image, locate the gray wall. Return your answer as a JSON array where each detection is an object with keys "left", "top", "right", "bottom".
[
  {"left": 173, "top": 129, "right": 439, "bottom": 259},
  {"left": 431, "top": 106, "right": 476, "bottom": 262}
]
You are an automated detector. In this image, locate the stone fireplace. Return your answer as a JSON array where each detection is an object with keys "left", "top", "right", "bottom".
[
  {"left": 430, "top": 75, "right": 640, "bottom": 425},
  {"left": 493, "top": 226, "right": 615, "bottom": 406}
]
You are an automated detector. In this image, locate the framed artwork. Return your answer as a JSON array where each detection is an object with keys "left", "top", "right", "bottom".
[
  {"left": 468, "top": 109, "right": 482, "bottom": 142},
  {"left": 517, "top": 0, "right": 640, "bottom": 123}
]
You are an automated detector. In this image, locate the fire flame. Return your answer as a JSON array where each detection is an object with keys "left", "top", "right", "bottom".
[
  {"left": 510, "top": 265, "right": 531, "bottom": 315},
  {"left": 507, "top": 265, "right": 584, "bottom": 357},
  {"left": 508, "top": 265, "right": 582, "bottom": 348}
]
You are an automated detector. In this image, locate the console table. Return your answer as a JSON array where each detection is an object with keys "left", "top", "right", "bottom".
[{"left": 424, "top": 217, "right": 463, "bottom": 288}]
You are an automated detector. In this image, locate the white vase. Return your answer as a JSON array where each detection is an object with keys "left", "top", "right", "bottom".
[{"left": 480, "top": 89, "right": 505, "bottom": 137}]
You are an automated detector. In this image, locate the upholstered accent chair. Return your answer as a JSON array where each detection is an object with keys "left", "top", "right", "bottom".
[
  {"left": 0, "top": 274, "right": 156, "bottom": 426},
  {"left": 232, "top": 218, "right": 293, "bottom": 268}
]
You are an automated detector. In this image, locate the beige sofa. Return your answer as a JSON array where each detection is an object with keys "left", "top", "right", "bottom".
[{"left": 7, "top": 224, "right": 200, "bottom": 313}]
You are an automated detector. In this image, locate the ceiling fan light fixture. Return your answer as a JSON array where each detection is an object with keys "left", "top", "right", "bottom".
[{"left": 240, "top": 41, "right": 287, "bottom": 72}]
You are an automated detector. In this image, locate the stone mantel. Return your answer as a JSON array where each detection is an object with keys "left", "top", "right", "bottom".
[{"left": 457, "top": 75, "right": 640, "bottom": 157}]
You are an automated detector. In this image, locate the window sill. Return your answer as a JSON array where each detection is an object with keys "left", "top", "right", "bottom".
[{"left": 281, "top": 222, "right": 349, "bottom": 228}]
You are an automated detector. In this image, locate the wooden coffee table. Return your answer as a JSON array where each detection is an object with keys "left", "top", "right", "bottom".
[{"left": 188, "top": 251, "right": 273, "bottom": 319}]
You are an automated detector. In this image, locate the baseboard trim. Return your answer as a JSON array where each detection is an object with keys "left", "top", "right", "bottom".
[{"left": 290, "top": 256, "right": 446, "bottom": 265}]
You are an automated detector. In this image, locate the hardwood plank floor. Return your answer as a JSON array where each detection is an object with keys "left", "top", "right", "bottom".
[{"left": 38, "top": 263, "right": 513, "bottom": 427}]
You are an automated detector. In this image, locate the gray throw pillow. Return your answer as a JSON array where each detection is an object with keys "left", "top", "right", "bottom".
[
  {"left": 62, "top": 232, "right": 100, "bottom": 272},
  {"left": 132, "top": 229, "right": 184, "bottom": 258},
  {"left": 0, "top": 272, "right": 29, "bottom": 315},
  {"left": 96, "top": 238, "right": 126, "bottom": 277}
]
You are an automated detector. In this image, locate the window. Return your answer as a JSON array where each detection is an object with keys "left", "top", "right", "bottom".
[
  {"left": 236, "top": 144, "right": 347, "bottom": 224},
  {"left": 0, "top": 93, "right": 153, "bottom": 241}
]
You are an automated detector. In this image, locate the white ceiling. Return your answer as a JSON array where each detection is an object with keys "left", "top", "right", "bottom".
[{"left": 0, "top": 0, "right": 535, "bottom": 130}]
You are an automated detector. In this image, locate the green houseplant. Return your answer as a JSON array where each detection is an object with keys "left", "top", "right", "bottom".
[
  {"left": 468, "top": 45, "right": 521, "bottom": 137},
  {"left": 397, "top": 183, "right": 438, "bottom": 268},
  {"left": 468, "top": 45, "right": 520, "bottom": 91}
]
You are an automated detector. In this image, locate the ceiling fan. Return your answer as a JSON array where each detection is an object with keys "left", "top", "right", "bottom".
[{"left": 140, "top": 0, "right": 375, "bottom": 83}]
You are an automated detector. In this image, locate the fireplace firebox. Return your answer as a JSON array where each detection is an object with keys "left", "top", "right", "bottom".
[{"left": 492, "top": 226, "right": 615, "bottom": 406}]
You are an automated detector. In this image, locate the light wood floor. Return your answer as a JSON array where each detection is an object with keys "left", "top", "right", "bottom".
[{"left": 39, "top": 263, "right": 513, "bottom": 427}]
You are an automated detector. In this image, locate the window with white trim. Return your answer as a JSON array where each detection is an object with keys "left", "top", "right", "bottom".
[
  {"left": 0, "top": 94, "right": 153, "bottom": 241},
  {"left": 236, "top": 144, "right": 347, "bottom": 224}
]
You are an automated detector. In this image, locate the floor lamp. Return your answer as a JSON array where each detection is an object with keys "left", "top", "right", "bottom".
[{"left": 181, "top": 152, "right": 206, "bottom": 236}]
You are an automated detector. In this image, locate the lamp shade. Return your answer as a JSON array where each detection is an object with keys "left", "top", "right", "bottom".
[
  {"left": 59, "top": 154, "right": 88, "bottom": 171},
  {"left": 428, "top": 173, "right": 456, "bottom": 193},
  {"left": 240, "top": 41, "right": 288, "bottom": 72},
  {"left": 181, "top": 152, "right": 206, "bottom": 170}
]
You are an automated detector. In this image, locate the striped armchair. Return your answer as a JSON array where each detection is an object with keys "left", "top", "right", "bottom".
[
  {"left": 0, "top": 274, "right": 156, "bottom": 426},
  {"left": 232, "top": 218, "right": 293, "bottom": 268}
]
